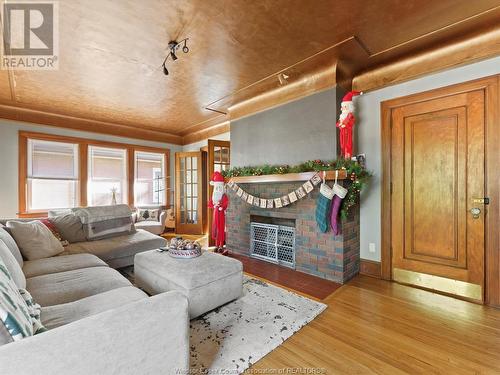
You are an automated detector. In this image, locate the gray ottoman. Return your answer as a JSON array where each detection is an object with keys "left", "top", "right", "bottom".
[{"left": 134, "top": 250, "right": 243, "bottom": 319}]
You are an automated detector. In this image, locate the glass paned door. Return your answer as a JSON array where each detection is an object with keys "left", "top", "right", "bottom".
[
  {"left": 207, "top": 140, "right": 230, "bottom": 245},
  {"left": 175, "top": 152, "right": 203, "bottom": 234}
]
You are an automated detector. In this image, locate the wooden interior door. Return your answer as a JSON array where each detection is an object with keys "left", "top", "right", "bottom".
[
  {"left": 207, "top": 140, "right": 230, "bottom": 246},
  {"left": 390, "top": 90, "right": 485, "bottom": 302},
  {"left": 175, "top": 152, "right": 204, "bottom": 235}
]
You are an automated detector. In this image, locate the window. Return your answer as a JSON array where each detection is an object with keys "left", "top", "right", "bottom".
[
  {"left": 27, "top": 139, "right": 79, "bottom": 211},
  {"left": 134, "top": 151, "right": 165, "bottom": 206},
  {"left": 19, "top": 132, "right": 170, "bottom": 216},
  {"left": 88, "top": 146, "right": 128, "bottom": 206}
]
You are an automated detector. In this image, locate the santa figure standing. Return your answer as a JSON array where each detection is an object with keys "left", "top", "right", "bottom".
[
  {"left": 208, "top": 171, "right": 229, "bottom": 255},
  {"left": 336, "top": 91, "right": 362, "bottom": 159}
]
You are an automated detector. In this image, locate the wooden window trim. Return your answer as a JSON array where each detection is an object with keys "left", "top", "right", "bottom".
[
  {"left": 18, "top": 131, "right": 170, "bottom": 217},
  {"left": 132, "top": 146, "right": 171, "bottom": 208}
]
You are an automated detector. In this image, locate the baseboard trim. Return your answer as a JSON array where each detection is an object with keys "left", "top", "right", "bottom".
[{"left": 360, "top": 259, "right": 381, "bottom": 278}]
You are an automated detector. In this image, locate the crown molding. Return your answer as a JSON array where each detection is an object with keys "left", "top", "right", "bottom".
[
  {"left": 216, "top": 37, "right": 368, "bottom": 121},
  {"left": 181, "top": 120, "right": 230, "bottom": 145},
  {"left": 0, "top": 103, "right": 183, "bottom": 145},
  {"left": 353, "top": 25, "right": 500, "bottom": 92}
]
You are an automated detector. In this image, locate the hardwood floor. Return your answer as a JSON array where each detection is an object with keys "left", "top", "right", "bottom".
[
  {"left": 246, "top": 275, "right": 500, "bottom": 374},
  {"left": 231, "top": 253, "right": 341, "bottom": 299}
]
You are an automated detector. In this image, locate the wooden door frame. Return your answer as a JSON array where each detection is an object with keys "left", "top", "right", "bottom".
[
  {"left": 380, "top": 75, "right": 500, "bottom": 306},
  {"left": 207, "top": 139, "right": 231, "bottom": 246},
  {"left": 175, "top": 151, "right": 204, "bottom": 235}
]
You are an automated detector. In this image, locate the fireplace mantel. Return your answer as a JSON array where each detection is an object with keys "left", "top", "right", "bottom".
[{"left": 229, "top": 170, "right": 347, "bottom": 184}]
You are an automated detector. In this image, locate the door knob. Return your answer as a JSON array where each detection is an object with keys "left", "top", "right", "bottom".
[{"left": 470, "top": 207, "right": 481, "bottom": 219}]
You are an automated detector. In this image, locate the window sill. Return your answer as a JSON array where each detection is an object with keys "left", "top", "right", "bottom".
[{"left": 17, "top": 212, "right": 48, "bottom": 219}]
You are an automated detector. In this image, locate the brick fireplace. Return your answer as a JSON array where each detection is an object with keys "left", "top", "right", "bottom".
[{"left": 226, "top": 178, "right": 360, "bottom": 284}]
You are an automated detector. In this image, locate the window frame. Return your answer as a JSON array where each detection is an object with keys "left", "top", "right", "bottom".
[
  {"left": 18, "top": 131, "right": 170, "bottom": 218},
  {"left": 26, "top": 138, "right": 80, "bottom": 212},
  {"left": 87, "top": 145, "right": 129, "bottom": 206},
  {"left": 134, "top": 150, "right": 167, "bottom": 207}
]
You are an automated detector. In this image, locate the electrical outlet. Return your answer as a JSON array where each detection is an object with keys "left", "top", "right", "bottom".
[{"left": 369, "top": 243, "right": 376, "bottom": 253}]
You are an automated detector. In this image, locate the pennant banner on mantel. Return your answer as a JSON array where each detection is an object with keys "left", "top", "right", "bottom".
[{"left": 227, "top": 173, "right": 322, "bottom": 209}]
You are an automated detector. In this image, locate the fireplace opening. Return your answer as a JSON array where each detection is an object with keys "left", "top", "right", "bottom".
[{"left": 250, "top": 215, "right": 295, "bottom": 268}]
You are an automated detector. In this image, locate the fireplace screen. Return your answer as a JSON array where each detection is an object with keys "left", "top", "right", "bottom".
[{"left": 250, "top": 222, "right": 295, "bottom": 268}]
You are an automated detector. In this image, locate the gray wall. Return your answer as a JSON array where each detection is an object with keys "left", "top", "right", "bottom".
[
  {"left": 0, "top": 119, "right": 182, "bottom": 218},
  {"left": 230, "top": 88, "right": 340, "bottom": 167},
  {"left": 357, "top": 55, "right": 500, "bottom": 261}
]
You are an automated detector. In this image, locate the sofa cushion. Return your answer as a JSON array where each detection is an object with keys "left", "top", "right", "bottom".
[
  {"left": 23, "top": 254, "right": 108, "bottom": 278},
  {"left": 135, "top": 221, "right": 163, "bottom": 229},
  {"left": 6, "top": 221, "right": 64, "bottom": 261},
  {"left": 49, "top": 214, "right": 86, "bottom": 244},
  {"left": 0, "top": 226, "right": 23, "bottom": 267},
  {"left": 61, "top": 229, "right": 167, "bottom": 262},
  {"left": 0, "top": 240, "right": 26, "bottom": 289},
  {"left": 135, "top": 221, "right": 164, "bottom": 235},
  {"left": 41, "top": 286, "right": 147, "bottom": 330},
  {"left": 26, "top": 267, "right": 131, "bottom": 306}
]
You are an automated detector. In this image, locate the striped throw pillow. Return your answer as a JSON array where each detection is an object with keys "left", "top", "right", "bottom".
[{"left": 0, "top": 256, "right": 46, "bottom": 346}]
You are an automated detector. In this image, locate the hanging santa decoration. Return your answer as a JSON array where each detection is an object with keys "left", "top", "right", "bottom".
[
  {"left": 208, "top": 171, "right": 229, "bottom": 255},
  {"left": 336, "top": 91, "right": 362, "bottom": 159}
]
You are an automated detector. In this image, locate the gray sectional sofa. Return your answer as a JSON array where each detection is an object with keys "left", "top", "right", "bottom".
[
  {"left": 0, "top": 215, "right": 189, "bottom": 374},
  {"left": 0, "top": 218, "right": 167, "bottom": 269}
]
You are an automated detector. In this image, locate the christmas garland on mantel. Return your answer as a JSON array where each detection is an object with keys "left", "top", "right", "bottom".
[{"left": 223, "top": 159, "right": 372, "bottom": 219}]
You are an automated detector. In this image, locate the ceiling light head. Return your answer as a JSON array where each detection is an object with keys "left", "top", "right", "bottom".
[
  {"left": 170, "top": 51, "right": 178, "bottom": 61},
  {"left": 182, "top": 45, "right": 189, "bottom": 53},
  {"left": 162, "top": 62, "right": 169, "bottom": 76},
  {"left": 278, "top": 73, "right": 289, "bottom": 85}
]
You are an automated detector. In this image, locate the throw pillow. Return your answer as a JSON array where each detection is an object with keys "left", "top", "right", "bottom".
[
  {"left": 39, "top": 219, "right": 69, "bottom": 247},
  {"left": 0, "top": 240, "right": 26, "bottom": 289},
  {"left": 18, "top": 289, "right": 46, "bottom": 335},
  {"left": 6, "top": 221, "right": 64, "bottom": 261},
  {"left": 49, "top": 213, "right": 86, "bottom": 244},
  {"left": 137, "top": 208, "right": 160, "bottom": 222},
  {"left": 0, "top": 256, "right": 33, "bottom": 345}
]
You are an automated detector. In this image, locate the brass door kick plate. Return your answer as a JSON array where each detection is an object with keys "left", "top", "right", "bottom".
[{"left": 393, "top": 268, "right": 482, "bottom": 301}]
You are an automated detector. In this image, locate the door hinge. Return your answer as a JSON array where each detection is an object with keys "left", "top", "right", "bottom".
[{"left": 390, "top": 182, "right": 393, "bottom": 195}]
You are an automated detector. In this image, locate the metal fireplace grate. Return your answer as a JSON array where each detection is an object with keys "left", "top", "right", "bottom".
[{"left": 250, "top": 222, "right": 295, "bottom": 268}]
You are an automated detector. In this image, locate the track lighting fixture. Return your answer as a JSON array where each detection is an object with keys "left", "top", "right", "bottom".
[{"left": 162, "top": 38, "right": 189, "bottom": 76}]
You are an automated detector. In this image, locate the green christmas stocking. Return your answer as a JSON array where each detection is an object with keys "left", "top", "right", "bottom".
[{"left": 315, "top": 183, "right": 334, "bottom": 233}]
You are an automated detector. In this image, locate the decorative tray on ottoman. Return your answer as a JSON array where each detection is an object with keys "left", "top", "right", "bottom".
[{"left": 161, "top": 238, "right": 202, "bottom": 259}]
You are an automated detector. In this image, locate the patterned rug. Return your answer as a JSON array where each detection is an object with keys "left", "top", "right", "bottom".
[{"left": 118, "top": 268, "right": 326, "bottom": 373}]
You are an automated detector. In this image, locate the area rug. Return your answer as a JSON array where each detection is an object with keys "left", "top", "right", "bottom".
[
  {"left": 190, "top": 277, "right": 326, "bottom": 373},
  {"left": 118, "top": 267, "right": 327, "bottom": 373}
]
